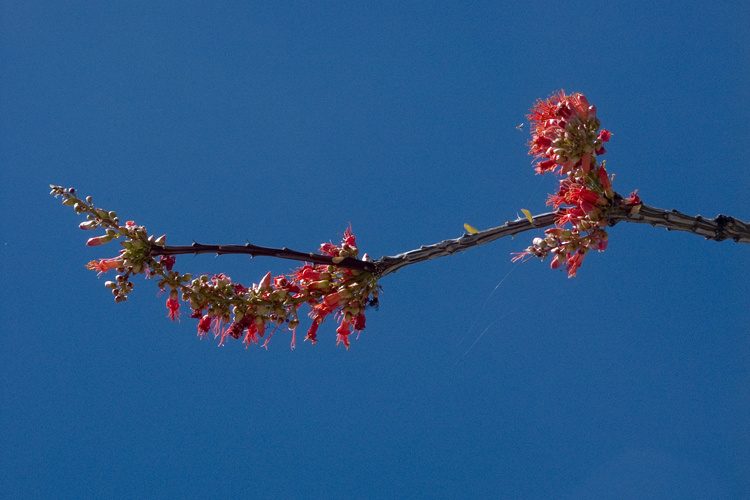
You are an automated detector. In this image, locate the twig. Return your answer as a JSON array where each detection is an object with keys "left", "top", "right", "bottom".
[
  {"left": 150, "top": 242, "right": 377, "bottom": 273},
  {"left": 606, "top": 203, "right": 750, "bottom": 244},
  {"left": 149, "top": 198, "right": 749, "bottom": 279}
]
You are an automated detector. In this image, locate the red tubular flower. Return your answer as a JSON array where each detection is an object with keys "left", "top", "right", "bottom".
[
  {"left": 255, "top": 320, "right": 266, "bottom": 338},
  {"left": 292, "top": 265, "right": 318, "bottom": 280},
  {"left": 556, "top": 207, "right": 586, "bottom": 227},
  {"left": 581, "top": 151, "right": 591, "bottom": 174},
  {"left": 623, "top": 190, "right": 641, "bottom": 206},
  {"left": 166, "top": 297, "right": 181, "bottom": 322},
  {"left": 598, "top": 166, "right": 612, "bottom": 191},
  {"left": 550, "top": 253, "right": 564, "bottom": 270},
  {"left": 342, "top": 224, "right": 357, "bottom": 249},
  {"left": 197, "top": 315, "right": 212, "bottom": 338},
  {"left": 535, "top": 158, "right": 559, "bottom": 175},
  {"left": 567, "top": 185, "right": 600, "bottom": 207},
  {"left": 323, "top": 291, "right": 345, "bottom": 308},
  {"left": 86, "top": 257, "right": 124, "bottom": 275},
  {"left": 243, "top": 323, "right": 261, "bottom": 345},
  {"left": 160, "top": 255, "right": 176, "bottom": 272},
  {"left": 336, "top": 318, "right": 352, "bottom": 350},
  {"left": 305, "top": 320, "right": 320, "bottom": 345},
  {"left": 352, "top": 313, "right": 366, "bottom": 331},
  {"left": 593, "top": 230, "right": 609, "bottom": 251},
  {"left": 319, "top": 243, "right": 340, "bottom": 256},
  {"left": 565, "top": 251, "right": 586, "bottom": 278}
]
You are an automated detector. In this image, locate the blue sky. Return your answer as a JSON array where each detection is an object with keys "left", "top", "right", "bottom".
[{"left": 2, "top": 1, "right": 749, "bottom": 498}]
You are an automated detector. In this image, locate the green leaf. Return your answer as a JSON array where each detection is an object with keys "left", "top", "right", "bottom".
[
  {"left": 464, "top": 223, "right": 479, "bottom": 234},
  {"left": 521, "top": 209, "right": 534, "bottom": 225}
]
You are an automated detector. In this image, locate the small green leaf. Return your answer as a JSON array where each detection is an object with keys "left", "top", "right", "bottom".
[
  {"left": 521, "top": 209, "right": 534, "bottom": 225},
  {"left": 464, "top": 223, "right": 479, "bottom": 234}
]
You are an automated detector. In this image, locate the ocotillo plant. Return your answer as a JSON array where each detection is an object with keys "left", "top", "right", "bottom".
[{"left": 51, "top": 91, "right": 750, "bottom": 350}]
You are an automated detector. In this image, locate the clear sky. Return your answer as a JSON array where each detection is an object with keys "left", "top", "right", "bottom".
[{"left": 2, "top": 1, "right": 749, "bottom": 498}]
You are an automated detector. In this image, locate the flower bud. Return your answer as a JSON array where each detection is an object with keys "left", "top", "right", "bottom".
[
  {"left": 86, "top": 235, "right": 112, "bottom": 246},
  {"left": 251, "top": 272, "right": 271, "bottom": 293},
  {"left": 550, "top": 254, "right": 564, "bottom": 269},
  {"left": 308, "top": 280, "right": 332, "bottom": 291}
]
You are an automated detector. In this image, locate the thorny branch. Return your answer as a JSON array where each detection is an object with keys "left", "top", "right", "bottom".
[
  {"left": 150, "top": 242, "right": 377, "bottom": 274},
  {"left": 150, "top": 198, "right": 749, "bottom": 279}
]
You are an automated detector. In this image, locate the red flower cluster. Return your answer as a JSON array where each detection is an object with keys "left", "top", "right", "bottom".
[
  {"left": 53, "top": 185, "right": 379, "bottom": 350},
  {"left": 527, "top": 90, "right": 611, "bottom": 176},
  {"left": 515, "top": 91, "right": 639, "bottom": 277},
  {"left": 176, "top": 226, "right": 377, "bottom": 349},
  {"left": 288, "top": 226, "right": 373, "bottom": 349}
]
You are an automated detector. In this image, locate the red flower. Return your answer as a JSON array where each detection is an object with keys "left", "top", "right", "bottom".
[
  {"left": 166, "top": 296, "right": 181, "bottom": 322},
  {"left": 556, "top": 207, "right": 586, "bottom": 227},
  {"left": 598, "top": 166, "right": 612, "bottom": 191},
  {"left": 319, "top": 224, "right": 358, "bottom": 257},
  {"left": 592, "top": 230, "right": 609, "bottom": 251},
  {"left": 197, "top": 315, "right": 212, "bottom": 338},
  {"left": 86, "top": 257, "right": 124, "bottom": 275},
  {"left": 336, "top": 318, "right": 352, "bottom": 349},
  {"left": 622, "top": 190, "right": 641, "bottom": 206},
  {"left": 353, "top": 313, "right": 366, "bottom": 331},
  {"left": 305, "top": 320, "right": 320, "bottom": 345},
  {"left": 565, "top": 251, "right": 586, "bottom": 278},
  {"left": 323, "top": 291, "right": 345, "bottom": 308},
  {"left": 243, "top": 323, "right": 261, "bottom": 346},
  {"left": 160, "top": 255, "right": 176, "bottom": 272},
  {"left": 342, "top": 224, "right": 357, "bottom": 249},
  {"left": 290, "top": 327, "right": 297, "bottom": 350},
  {"left": 319, "top": 243, "right": 340, "bottom": 256}
]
